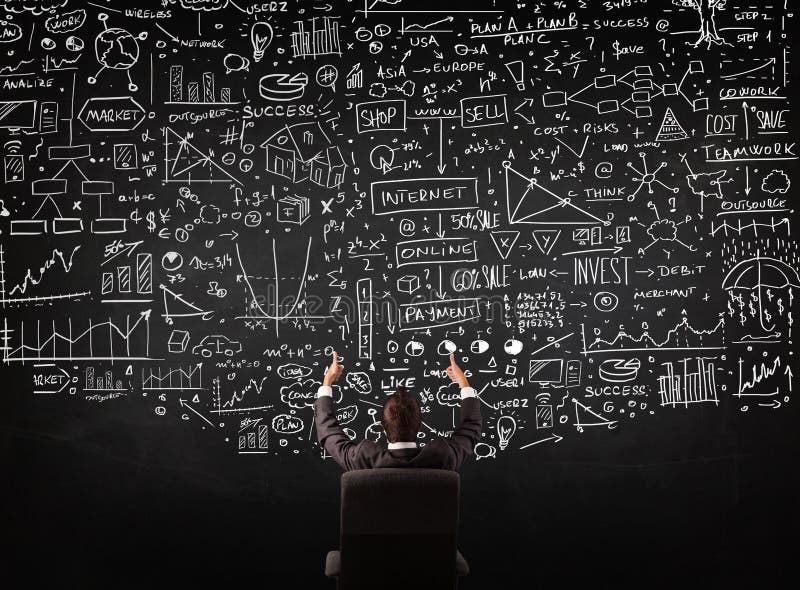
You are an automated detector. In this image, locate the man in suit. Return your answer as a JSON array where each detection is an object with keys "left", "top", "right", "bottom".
[{"left": 314, "top": 351, "right": 482, "bottom": 471}]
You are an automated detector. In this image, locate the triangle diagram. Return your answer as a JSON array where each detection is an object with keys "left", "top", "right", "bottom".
[
  {"left": 160, "top": 284, "right": 214, "bottom": 324},
  {"left": 164, "top": 127, "right": 243, "bottom": 185},
  {"left": 572, "top": 398, "right": 617, "bottom": 431},
  {"left": 655, "top": 108, "right": 688, "bottom": 142},
  {"left": 505, "top": 163, "right": 605, "bottom": 225},
  {"left": 490, "top": 230, "right": 520, "bottom": 260},
  {"left": 532, "top": 229, "right": 561, "bottom": 255}
]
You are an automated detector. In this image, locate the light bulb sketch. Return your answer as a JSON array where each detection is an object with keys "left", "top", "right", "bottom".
[
  {"left": 250, "top": 22, "right": 274, "bottom": 62},
  {"left": 497, "top": 416, "right": 517, "bottom": 450}
]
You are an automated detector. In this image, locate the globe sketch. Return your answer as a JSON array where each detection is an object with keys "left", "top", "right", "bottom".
[
  {"left": 88, "top": 14, "right": 145, "bottom": 92},
  {"left": 95, "top": 27, "right": 139, "bottom": 70}
]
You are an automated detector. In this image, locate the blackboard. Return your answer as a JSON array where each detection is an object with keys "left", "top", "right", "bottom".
[{"left": 1, "top": 0, "right": 798, "bottom": 586}]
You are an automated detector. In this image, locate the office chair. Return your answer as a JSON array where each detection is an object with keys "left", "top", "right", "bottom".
[{"left": 325, "top": 468, "right": 470, "bottom": 589}]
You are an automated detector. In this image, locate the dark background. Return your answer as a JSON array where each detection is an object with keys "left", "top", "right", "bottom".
[
  {"left": 3, "top": 386, "right": 797, "bottom": 587},
  {"left": 1, "top": 0, "right": 798, "bottom": 587}
]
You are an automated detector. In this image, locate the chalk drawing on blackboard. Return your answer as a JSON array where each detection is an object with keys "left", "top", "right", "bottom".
[
  {"left": 504, "top": 162, "right": 607, "bottom": 226},
  {"left": 238, "top": 418, "right": 269, "bottom": 454},
  {"left": 735, "top": 357, "right": 793, "bottom": 406},
  {"left": 399, "top": 16, "right": 454, "bottom": 35},
  {"left": 87, "top": 13, "right": 146, "bottom": 92},
  {"left": 83, "top": 366, "right": 131, "bottom": 395},
  {"left": 580, "top": 314, "right": 725, "bottom": 355},
  {"left": 161, "top": 252, "right": 184, "bottom": 272},
  {"left": 4, "top": 140, "right": 24, "bottom": 182},
  {"left": 290, "top": 17, "right": 341, "bottom": 59},
  {"left": 142, "top": 364, "right": 204, "bottom": 392},
  {"left": 529, "top": 359, "right": 563, "bottom": 384},
  {"left": 160, "top": 284, "right": 214, "bottom": 324},
  {"left": 518, "top": 433, "right": 562, "bottom": 450},
  {"left": 657, "top": 357, "right": 720, "bottom": 407},
  {"left": 261, "top": 123, "right": 346, "bottom": 189},
  {"left": 531, "top": 229, "right": 561, "bottom": 255},
  {"left": 489, "top": 231, "right": 520, "bottom": 260},
  {"left": 761, "top": 170, "right": 791, "bottom": 194},
  {"left": 1, "top": 310, "right": 152, "bottom": 363},
  {"left": 496, "top": 415, "right": 517, "bottom": 450},
  {"left": 249, "top": 21, "right": 273, "bottom": 63},
  {"left": 637, "top": 204, "right": 698, "bottom": 256},
  {"left": 0, "top": 244, "right": 90, "bottom": 306},
  {"left": 212, "top": 376, "right": 272, "bottom": 415},
  {"left": 358, "top": 0, "right": 503, "bottom": 18},
  {"left": 722, "top": 252, "right": 799, "bottom": 333},
  {"left": 167, "top": 330, "right": 190, "bottom": 354},
  {"left": 682, "top": 157, "right": 729, "bottom": 213},
  {"left": 369, "top": 144, "right": 397, "bottom": 174},
  {"left": 598, "top": 359, "right": 641, "bottom": 383},
  {"left": 672, "top": 0, "right": 732, "bottom": 48},
  {"left": 535, "top": 394, "right": 553, "bottom": 429},
  {"left": 258, "top": 73, "right": 309, "bottom": 102},
  {"left": 593, "top": 292, "right": 619, "bottom": 313},
  {"left": 554, "top": 135, "right": 589, "bottom": 160},
  {"left": 163, "top": 127, "right": 242, "bottom": 185},
  {"left": 627, "top": 153, "right": 680, "bottom": 200},
  {"left": 655, "top": 108, "right": 689, "bottom": 142},
  {"left": 720, "top": 57, "right": 776, "bottom": 80},
  {"left": 166, "top": 66, "right": 237, "bottom": 105},
  {"left": 235, "top": 240, "right": 332, "bottom": 332},
  {"left": 572, "top": 398, "right": 617, "bottom": 433}
]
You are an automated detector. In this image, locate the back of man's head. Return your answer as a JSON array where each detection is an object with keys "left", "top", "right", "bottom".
[{"left": 381, "top": 388, "right": 422, "bottom": 443}]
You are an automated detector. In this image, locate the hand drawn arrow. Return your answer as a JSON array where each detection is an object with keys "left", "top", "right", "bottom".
[
  {"left": 180, "top": 399, "right": 216, "bottom": 428},
  {"left": 519, "top": 433, "right": 563, "bottom": 450},
  {"left": 744, "top": 165, "right": 751, "bottom": 196},
  {"left": 437, "top": 118, "right": 447, "bottom": 174}
]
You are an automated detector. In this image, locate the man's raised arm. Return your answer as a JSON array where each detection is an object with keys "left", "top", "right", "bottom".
[
  {"left": 443, "top": 353, "right": 483, "bottom": 470},
  {"left": 314, "top": 351, "right": 370, "bottom": 471}
]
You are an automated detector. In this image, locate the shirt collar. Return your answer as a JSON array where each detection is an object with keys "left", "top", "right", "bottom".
[{"left": 387, "top": 441, "right": 418, "bottom": 450}]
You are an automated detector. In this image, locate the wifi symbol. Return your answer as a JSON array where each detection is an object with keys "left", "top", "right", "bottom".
[
  {"left": 536, "top": 392, "right": 551, "bottom": 405},
  {"left": 4, "top": 140, "right": 22, "bottom": 154}
]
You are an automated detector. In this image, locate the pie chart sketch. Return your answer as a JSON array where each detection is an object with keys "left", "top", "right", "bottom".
[{"left": 369, "top": 144, "right": 395, "bottom": 173}]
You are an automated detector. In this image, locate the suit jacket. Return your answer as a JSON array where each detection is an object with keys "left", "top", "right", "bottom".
[{"left": 314, "top": 394, "right": 482, "bottom": 471}]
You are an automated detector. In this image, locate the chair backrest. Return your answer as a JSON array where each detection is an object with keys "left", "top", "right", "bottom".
[{"left": 339, "top": 468, "right": 460, "bottom": 589}]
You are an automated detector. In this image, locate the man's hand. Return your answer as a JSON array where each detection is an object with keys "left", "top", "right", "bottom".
[
  {"left": 323, "top": 351, "right": 343, "bottom": 386},
  {"left": 446, "top": 353, "right": 469, "bottom": 388}
]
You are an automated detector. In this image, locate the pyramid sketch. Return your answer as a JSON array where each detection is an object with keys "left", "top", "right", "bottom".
[
  {"left": 532, "top": 229, "right": 561, "bottom": 254},
  {"left": 164, "top": 127, "right": 243, "bottom": 185},
  {"left": 655, "top": 108, "right": 688, "bottom": 142},
  {"left": 490, "top": 231, "right": 520, "bottom": 260},
  {"left": 505, "top": 163, "right": 606, "bottom": 225}
]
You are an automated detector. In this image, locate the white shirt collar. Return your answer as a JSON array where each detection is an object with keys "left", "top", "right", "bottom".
[{"left": 387, "top": 441, "right": 418, "bottom": 450}]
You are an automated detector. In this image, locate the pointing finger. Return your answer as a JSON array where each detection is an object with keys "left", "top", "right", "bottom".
[
  {"left": 332, "top": 351, "right": 338, "bottom": 364},
  {"left": 449, "top": 353, "right": 455, "bottom": 366}
]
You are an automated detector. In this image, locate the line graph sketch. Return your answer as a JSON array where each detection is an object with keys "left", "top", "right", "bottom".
[
  {"left": 581, "top": 313, "right": 726, "bottom": 355},
  {"left": 2, "top": 311, "right": 152, "bottom": 363}
]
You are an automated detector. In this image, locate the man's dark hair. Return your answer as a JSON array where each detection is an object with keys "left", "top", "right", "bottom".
[{"left": 381, "top": 388, "right": 422, "bottom": 443}]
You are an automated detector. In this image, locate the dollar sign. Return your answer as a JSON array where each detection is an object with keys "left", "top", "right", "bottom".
[{"left": 146, "top": 211, "right": 156, "bottom": 233}]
